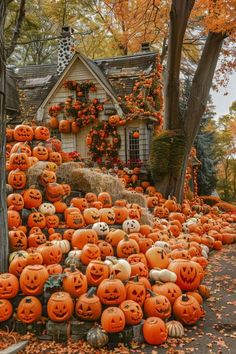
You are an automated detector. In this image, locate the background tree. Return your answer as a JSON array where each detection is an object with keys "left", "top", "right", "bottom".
[
  {"left": 150, "top": 0, "right": 236, "bottom": 202},
  {"left": 0, "top": 0, "right": 10, "bottom": 272},
  {"left": 215, "top": 102, "right": 236, "bottom": 201}
]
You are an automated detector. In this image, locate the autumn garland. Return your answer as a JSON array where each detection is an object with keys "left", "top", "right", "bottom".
[
  {"left": 86, "top": 120, "right": 121, "bottom": 164},
  {"left": 48, "top": 80, "right": 103, "bottom": 129}
]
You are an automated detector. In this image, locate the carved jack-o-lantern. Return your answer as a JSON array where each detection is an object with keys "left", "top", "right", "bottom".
[
  {"left": 9, "top": 152, "right": 29, "bottom": 171},
  {"left": 7, "top": 209, "right": 21, "bottom": 230},
  {"left": 72, "top": 229, "right": 98, "bottom": 249},
  {"left": 9, "top": 230, "right": 27, "bottom": 251},
  {"left": 20, "top": 264, "right": 49, "bottom": 295},
  {"left": 145, "top": 246, "right": 170, "bottom": 269},
  {"left": 99, "top": 208, "right": 115, "bottom": 225},
  {"left": 27, "top": 232, "right": 47, "bottom": 248},
  {"left": 34, "top": 126, "right": 50, "bottom": 141},
  {"left": 86, "top": 260, "right": 110, "bottom": 286},
  {"left": 39, "top": 170, "right": 57, "bottom": 186},
  {"left": 47, "top": 291, "right": 74, "bottom": 322},
  {"left": 97, "top": 240, "right": 114, "bottom": 260},
  {"left": 168, "top": 259, "right": 202, "bottom": 291},
  {"left": 75, "top": 288, "right": 102, "bottom": 321},
  {"left": 98, "top": 192, "right": 112, "bottom": 208},
  {"left": 46, "top": 214, "right": 60, "bottom": 228},
  {"left": 49, "top": 152, "right": 62, "bottom": 166},
  {"left": 38, "top": 242, "right": 62, "bottom": 265},
  {"left": 70, "top": 197, "right": 88, "bottom": 212},
  {"left": 85, "top": 193, "right": 97, "bottom": 204},
  {"left": 0, "top": 273, "right": 19, "bottom": 299},
  {"left": 45, "top": 183, "right": 65, "bottom": 203},
  {"left": 119, "top": 300, "right": 143, "bottom": 325},
  {"left": 27, "top": 211, "right": 46, "bottom": 229},
  {"left": 101, "top": 307, "right": 125, "bottom": 333},
  {"left": 112, "top": 206, "right": 129, "bottom": 224},
  {"left": 152, "top": 282, "right": 182, "bottom": 305},
  {"left": 144, "top": 290, "right": 171, "bottom": 320},
  {"left": 83, "top": 208, "right": 100, "bottom": 225},
  {"left": 97, "top": 278, "right": 126, "bottom": 305},
  {"left": 23, "top": 188, "right": 42, "bottom": 209},
  {"left": 80, "top": 243, "right": 101, "bottom": 265},
  {"left": 125, "top": 278, "right": 146, "bottom": 306},
  {"left": 32, "top": 144, "right": 49, "bottom": 161},
  {"left": 122, "top": 219, "right": 140, "bottom": 234},
  {"left": 130, "top": 261, "right": 148, "bottom": 278},
  {"left": 7, "top": 193, "right": 24, "bottom": 211},
  {"left": 117, "top": 235, "right": 140, "bottom": 258},
  {"left": 63, "top": 266, "right": 88, "bottom": 298},
  {"left": 38, "top": 202, "right": 56, "bottom": 215},
  {"left": 17, "top": 296, "right": 42, "bottom": 323},
  {"left": 66, "top": 211, "right": 85, "bottom": 229},
  {"left": 14, "top": 125, "right": 34, "bottom": 142},
  {"left": 0, "top": 299, "right": 13, "bottom": 322},
  {"left": 173, "top": 294, "right": 201, "bottom": 325},
  {"left": 8, "top": 170, "right": 27, "bottom": 190}
]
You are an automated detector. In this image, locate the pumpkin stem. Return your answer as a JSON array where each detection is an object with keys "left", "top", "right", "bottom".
[
  {"left": 86, "top": 287, "right": 96, "bottom": 298},
  {"left": 146, "top": 288, "right": 157, "bottom": 297},
  {"left": 69, "top": 264, "right": 77, "bottom": 272},
  {"left": 182, "top": 294, "right": 189, "bottom": 302}
]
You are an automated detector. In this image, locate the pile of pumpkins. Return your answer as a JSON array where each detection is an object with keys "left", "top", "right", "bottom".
[{"left": 1, "top": 123, "right": 235, "bottom": 348}]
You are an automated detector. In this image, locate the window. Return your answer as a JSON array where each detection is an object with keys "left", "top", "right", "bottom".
[{"left": 128, "top": 129, "right": 140, "bottom": 161}]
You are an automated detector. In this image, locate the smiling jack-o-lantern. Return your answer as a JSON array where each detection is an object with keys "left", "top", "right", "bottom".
[
  {"left": 86, "top": 260, "right": 110, "bottom": 286},
  {"left": 119, "top": 300, "right": 143, "bottom": 325},
  {"left": 99, "top": 208, "right": 115, "bottom": 225},
  {"left": 17, "top": 296, "right": 42, "bottom": 323},
  {"left": 7, "top": 193, "right": 24, "bottom": 211},
  {"left": 152, "top": 282, "right": 182, "bottom": 305},
  {"left": 32, "top": 144, "right": 49, "bottom": 161},
  {"left": 117, "top": 235, "right": 140, "bottom": 258},
  {"left": 8, "top": 170, "right": 27, "bottom": 189},
  {"left": 144, "top": 290, "right": 171, "bottom": 319},
  {"left": 47, "top": 291, "right": 74, "bottom": 322},
  {"left": 70, "top": 197, "right": 88, "bottom": 212},
  {"left": 168, "top": 259, "right": 202, "bottom": 291},
  {"left": 83, "top": 208, "right": 100, "bottom": 225},
  {"left": 27, "top": 232, "right": 46, "bottom": 248},
  {"left": 85, "top": 193, "right": 97, "bottom": 204},
  {"left": 27, "top": 211, "right": 46, "bottom": 229},
  {"left": 80, "top": 243, "right": 101, "bottom": 265},
  {"left": 75, "top": 287, "right": 102, "bottom": 321},
  {"left": 173, "top": 294, "right": 201, "bottom": 325},
  {"left": 38, "top": 202, "right": 56, "bottom": 215},
  {"left": 0, "top": 273, "right": 19, "bottom": 299},
  {"left": 0, "top": 299, "right": 13, "bottom": 322},
  {"left": 130, "top": 261, "right": 148, "bottom": 278},
  {"left": 112, "top": 206, "right": 129, "bottom": 224},
  {"left": 92, "top": 222, "right": 109, "bottom": 236},
  {"left": 143, "top": 317, "right": 168, "bottom": 345},
  {"left": 14, "top": 125, "right": 34, "bottom": 142},
  {"left": 9, "top": 230, "right": 27, "bottom": 251},
  {"left": 9, "top": 151, "right": 30, "bottom": 171},
  {"left": 63, "top": 266, "right": 87, "bottom": 298},
  {"left": 20, "top": 264, "right": 49, "bottom": 295},
  {"left": 49, "top": 152, "right": 62, "bottom": 165},
  {"left": 23, "top": 188, "right": 42, "bottom": 209},
  {"left": 97, "top": 277, "right": 126, "bottom": 305},
  {"left": 101, "top": 307, "right": 125, "bottom": 333}
]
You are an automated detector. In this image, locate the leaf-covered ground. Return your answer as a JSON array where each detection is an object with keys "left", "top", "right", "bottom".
[{"left": 0, "top": 243, "right": 235, "bottom": 354}]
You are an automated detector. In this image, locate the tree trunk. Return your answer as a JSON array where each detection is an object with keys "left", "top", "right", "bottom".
[
  {"left": 154, "top": 1, "right": 226, "bottom": 203},
  {"left": 164, "top": 0, "right": 195, "bottom": 130},
  {"left": 0, "top": 0, "right": 9, "bottom": 272}
]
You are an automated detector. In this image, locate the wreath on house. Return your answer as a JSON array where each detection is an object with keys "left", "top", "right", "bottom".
[{"left": 86, "top": 120, "right": 121, "bottom": 164}]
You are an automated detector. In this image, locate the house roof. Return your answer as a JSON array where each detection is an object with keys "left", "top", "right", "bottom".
[{"left": 8, "top": 51, "right": 158, "bottom": 118}]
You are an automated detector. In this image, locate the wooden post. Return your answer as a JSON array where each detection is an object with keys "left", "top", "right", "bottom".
[{"left": 0, "top": 0, "right": 9, "bottom": 272}]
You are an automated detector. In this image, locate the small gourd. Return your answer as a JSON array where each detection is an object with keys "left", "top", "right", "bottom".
[
  {"left": 166, "top": 320, "right": 184, "bottom": 338},
  {"left": 87, "top": 324, "right": 109, "bottom": 348},
  {"left": 149, "top": 269, "right": 177, "bottom": 283}
]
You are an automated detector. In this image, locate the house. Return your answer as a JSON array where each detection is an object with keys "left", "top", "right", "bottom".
[{"left": 8, "top": 27, "right": 163, "bottom": 167}]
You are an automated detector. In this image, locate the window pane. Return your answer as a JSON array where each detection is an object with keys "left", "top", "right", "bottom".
[{"left": 129, "top": 130, "right": 139, "bottom": 161}]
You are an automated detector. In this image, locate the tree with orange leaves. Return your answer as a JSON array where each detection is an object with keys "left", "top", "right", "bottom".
[{"left": 150, "top": 0, "right": 236, "bottom": 202}]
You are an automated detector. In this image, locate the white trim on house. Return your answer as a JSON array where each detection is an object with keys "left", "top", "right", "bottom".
[{"left": 36, "top": 52, "right": 124, "bottom": 120}]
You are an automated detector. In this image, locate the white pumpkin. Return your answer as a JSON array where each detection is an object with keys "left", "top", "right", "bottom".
[
  {"left": 201, "top": 249, "right": 208, "bottom": 259},
  {"left": 122, "top": 219, "right": 140, "bottom": 233},
  {"left": 166, "top": 320, "right": 184, "bottom": 338},
  {"left": 38, "top": 202, "right": 56, "bottom": 215},
  {"left": 154, "top": 241, "right": 171, "bottom": 253},
  {"left": 68, "top": 249, "right": 82, "bottom": 259},
  {"left": 104, "top": 257, "right": 131, "bottom": 282},
  {"left": 201, "top": 244, "right": 209, "bottom": 253},
  {"left": 92, "top": 222, "right": 110, "bottom": 236},
  {"left": 52, "top": 239, "right": 70, "bottom": 254},
  {"left": 149, "top": 269, "right": 177, "bottom": 283}
]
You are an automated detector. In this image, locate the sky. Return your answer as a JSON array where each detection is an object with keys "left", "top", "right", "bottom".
[{"left": 211, "top": 71, "right": 236, "bottom": 118}]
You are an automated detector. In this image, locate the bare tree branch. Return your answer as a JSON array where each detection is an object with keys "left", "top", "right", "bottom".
[{"left": 6, "top": 0, "right": 26, "bottom": 59}]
